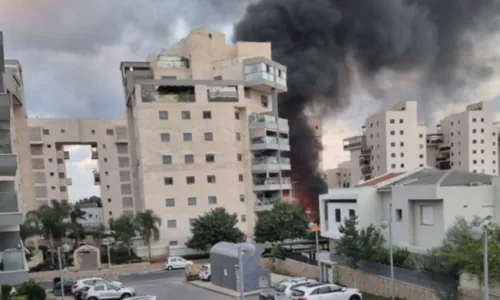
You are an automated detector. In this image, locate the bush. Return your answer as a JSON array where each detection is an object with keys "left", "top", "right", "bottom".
[
  {"left": 1, "top": 284, "right": 13, "bottom": 299},
  {"left": 17, "top": 280, "right": 46, "bottom": 300},
  {"left": 184, "top": 265, "right": 200, "bottom": 281},
  {"left": 100, "top": 247, "right": 140, "bottom": 265}
]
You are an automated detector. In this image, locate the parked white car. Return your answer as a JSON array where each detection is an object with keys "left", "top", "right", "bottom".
[
  {"left": 290, "top": 283, "right": 362, "bottom": 300},
  {"left": 164, "top": 256, "right": 193, "bottom": 270},
  {"left": 274, "top": 278, "right": 318, "bottom": 300},
  {"left": 82, "top": 284, "right": 136, "bottom": 300},
  {"left": 72, "top": 278, "right": 123, "bottom": 295},
  {"left": 199, "top": 264, "right": 211, "bottom": 281}
]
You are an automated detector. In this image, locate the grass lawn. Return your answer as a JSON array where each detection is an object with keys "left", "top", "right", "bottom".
[{"left": 362, "top": 293, "right": 390, "bottom": 300}]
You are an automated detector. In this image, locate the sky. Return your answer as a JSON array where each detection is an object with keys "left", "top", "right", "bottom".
[{"left": 1, "top": 1, "right": 499, "bottom": 201}]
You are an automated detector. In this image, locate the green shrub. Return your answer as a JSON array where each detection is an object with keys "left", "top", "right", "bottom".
[
  {"left": 17, "top": 280, "right": 46, "bottom": 300},
  {"left": 1, "top": 284, "right": 13, "bottom": 300}
]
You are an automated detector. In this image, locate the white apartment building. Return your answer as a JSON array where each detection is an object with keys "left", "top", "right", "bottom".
[
  {"left": 429, "top": 101, "right": 497, "bottom": 175},
  {"left": 319, "top": 167, "right": 500, "bottom": 253},
  {"left": 0, "top": 32, "right": 32, "bottom": 284},
  {"left": 120, "top": 28, "right": 289, "bottom": 250},
  {"left": 78, "top": 203, "right": 104, "bottom": 229},
  {"left": 343, "top": 101, "right": 427, "bottom": 185},
  {"left": 26, "top": 118, "right": 133, "bottom": 225},
  {"left": 325, "top": 160, "right": 351, "bottom": 188}
]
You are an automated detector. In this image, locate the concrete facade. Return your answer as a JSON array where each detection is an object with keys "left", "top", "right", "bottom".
[
  {"left": 319, "top": 167, "right": 500, "bottom": 253},
  {"left": 26, "top": 118, "right": 133, "bottom": 225},
  {"left": 0, "top": 32, "right": 30, "bottom": 284},
  {"left": 120, "top": 28, "right": 288, "bottom": 249},
  {"left": 78, "top": 204, "right": 104, "bottom": 229},
  {"left": 325, "top": 160, "right": 351, "bottom": 188}
]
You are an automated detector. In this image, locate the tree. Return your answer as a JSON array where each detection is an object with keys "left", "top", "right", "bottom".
[
  {"left": 109, "top": 215, "right": 136, "bottom": 256},
  {"left": 254, "top": 202, "right": 309, "bottom": 243},
  {"left": 336, "top": 215, "right": 385, "bottom": 269},
  {"left": 89, "top": 224, "right": 106, "bottom": 248},
  {"left": 186, "top": 207, "right": 245, "bottom": 251},
  {"left": 134, "top": 210, "right": 162, "bottom": 262}
]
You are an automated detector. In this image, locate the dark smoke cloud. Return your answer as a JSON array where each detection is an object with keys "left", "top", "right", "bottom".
[{"left": 234, "top": 0, "right": 500, "bottom": 213}]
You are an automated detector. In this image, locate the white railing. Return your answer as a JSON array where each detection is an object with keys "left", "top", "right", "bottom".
[
  {"left": 254, "top": 177, "right": 291, "bottom": 186},
  {"left": 251, "top": 136, "right": 288, "bottom": 145},
  {"left": 255, "top": 198, "right": 281, "bottom": 207},
  {"left": 252, "top": 157, "right": 290, "bottom": 165},
  {"left": 249, "top": 114, "right": 288, "bottom": 128}
]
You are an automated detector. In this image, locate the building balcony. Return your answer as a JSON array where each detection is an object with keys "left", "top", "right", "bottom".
[
  {"left": 439, "top": 144, "right": 451, "bottom": 152},
  {"left": 0, "top": 248, "right": 28, "bottom": 285},
  {"left": 59, "top": 178, "right": 72, "bottom": 186},
  {"left": 254, "top": 198, "right": 281, "bottom": 212},
  {"left": 253, "top": 177, "right": 292, "bottom": 192},
  {"left": 252, "top": 157, "right": 291, "bottom": 172},
  {"left": 0, "top": 193, "right": 22, "bottom": 227},
  {"left": 243, "top": 58, "right": 287, "bottom": 93},
  {"left": 0, "top": 94, "right": 11, "bottom": 121},
  {"left": 91, "top": 150, "right": 98, "bottom": 160},
  {"left": 426, "top": 134, "right": 444, "bottom": 145},
  {"left": 343, "top": 135, "right": 365, "bottom": 151},
  {"left": 359, "top": 154, "right": 370, "bottom": 166},
  {"left": 114, "top": 129, "right": 128, "bottom": 143},
  {"left": 93, "top": 171, "right": 100, "bottom": 185},
  {"left": 0, "top": 131, "right": 17, "bottom": 176},
  {"left": 248, "top": 113, "right": 289, "bottom": 133},
  {"left": 207, "top": 86, "right": 238, "bottom": 102},
  {"left": 250, "top": 136, "right": 290, "bottom": 152},
  {"left": 361, "top": 166, "right": 372, "bottom": 175},
  {"left": 436, "top": 160, "right": 451, "bottom": 170}
]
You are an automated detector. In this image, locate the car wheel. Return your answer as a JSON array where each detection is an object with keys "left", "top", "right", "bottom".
[
  {"left": 121, "top": 293, "right": 131, "bottom": 299},
  {"left": 349, "top": 295, "right": 361, "bottom": 300},
  {"left": 207, "top": 276, "right": 211, "bottom": 281},
  {"left": 166, "top": 266, "right": 173, "bottom": 271}
]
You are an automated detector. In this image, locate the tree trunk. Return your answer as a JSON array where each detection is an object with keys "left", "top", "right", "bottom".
[{"left": 147, "top": 242, "right": 152, "bottom": 262}]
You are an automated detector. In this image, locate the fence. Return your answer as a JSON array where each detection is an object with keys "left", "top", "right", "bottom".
[{"left": 330, "top": 254, "right": 458, "bottom": 293}]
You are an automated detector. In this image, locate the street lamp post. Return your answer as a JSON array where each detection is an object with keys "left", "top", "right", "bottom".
[
  {"left": 57, "top": 247, "right": 65, "bottom": 300},
  {"left": 237, "top": 242, "right": 256, "bottom": 300},
  {"left": 381, "top": 205, "right": 395, "bottom": 300},
  {"left": 309, "top": 222, "right": 321, "bottom": 281},
  {"left": 471, "top": 226, "right": 489, "bottom": 300}
]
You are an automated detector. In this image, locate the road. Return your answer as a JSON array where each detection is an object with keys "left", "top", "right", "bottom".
[{"left": 38, "top": 269, "right": 260, "bottom": 300}]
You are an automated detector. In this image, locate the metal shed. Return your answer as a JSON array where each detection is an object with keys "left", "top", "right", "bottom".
[{"left": 210, "top": 242, "right": 271, "bottom": 292}]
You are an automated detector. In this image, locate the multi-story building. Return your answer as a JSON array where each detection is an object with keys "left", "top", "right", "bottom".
[
  {"left": 325, "top": 160, "right": 351, "bottom": 188},
  {"left": 77, "top": 202, "right": 104, "bottom": 229},
  {"left": 0, "top": 32, "right": 31, "bottom": 284},
  {"left": 120, "top": 28, "right": 288, "bottom": 250},
  {"left": 428, "top": 101, "right": 497, "bottom": 175},
  {"left": 26, "top": 118, "right": 133, "bottom": 225},
  {"left": 343, "top": 101, "right": 427, "bottom": 185}
]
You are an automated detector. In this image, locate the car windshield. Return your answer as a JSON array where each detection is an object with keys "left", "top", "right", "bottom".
[
  {"left": 291, "top": 289, "right": 305, "bottom": 297},
  {"left": 201, "top": 265, "right": 209, "bottom": 271},
  {"left": 274, "top": 284, "right": 287, "bottom": 293}
]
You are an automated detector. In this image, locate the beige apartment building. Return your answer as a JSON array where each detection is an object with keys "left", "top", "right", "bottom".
[
  {"left": 26, "top": 118, "right": 132, "bottom": 225},
  {"left": 325, "top": 160, "right": 351, "bottom": 188},
  {"left": 120, "top": 28, "right": 290, "bottom": 249},
  {"left": 0, "top": 31, "right": 34, "bottom": 284},
  {"left": 343, "top": 101, "right": 427, "bottom": 185}
]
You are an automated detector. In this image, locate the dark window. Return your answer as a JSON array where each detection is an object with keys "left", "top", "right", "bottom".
[
  {"left": 349, "top": 209, "right": 355, "bottom": 218},
  {"left": 335, "top": 209, "right": 341, "bottom": 222}
]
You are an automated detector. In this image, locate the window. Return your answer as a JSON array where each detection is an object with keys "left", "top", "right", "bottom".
[
  {"left": 236, "top": 132, "right": 241, "bottom": 141},
  {"left": 237, "top": 154, "right": 242, "bottom": 161},
  {"left": 205, "top": 154, "right": 215, "bottom": 163},
  {"left": 241, "top": 215, "right": 247, "bottom": 222},
  {"left": 400, "top": 142, "right": 404, "bottom": 146},
  {"left": 261, "top": 95, "right": 269, "bottom": 108},
  {"left": 400, "top": 153, "right": 404, "bottom": 157},
  {"left": 183, "top": 133, "right": 192, "bottom": 141},
  {"left": 396, "top": 209, "right": 403, "bottom": 221},
  {"left": 189, "top": 219, "right": 196, "bottom": 226},
  {"left": 481, "top": 118, "right": 484, "bottom": 122},
  {"left": 389, "top": 119, "right": 395, "bottom": 124},
  {"left": 239, "top": 174, "right": 243, "bottom": 182},
  {"left": 473, "top": 160, "right": 477, "bottom": 164},
  {"left": 400, "top": 130, "right": 404, "bottom": 135},
  {"left": 239, "top": 194, "right": 245, "bottom": 202},
  {"left": 203, "top": 111, "right": 212, "bottom": 119},
  {"left": 204, "top": 132, "right": 213, "bottom": 141},
  {"left": 349, "top": 209, "right": 355, "bottom": 218},
  {"left": 106, "top": 129, "right": 114, "bottom": 135},
  {"left": 244, "top": 88, "right": 251, "bottom": 98},
  {"left": 391, "top": 153, "right": 396, "bottom": 158},
  {"left": 399, "top": 119, "right": 404, "bottom": 124},
  {"left": 181, "top": 111, "right": 191, "bottom": 120},
  {"left": 207, "top": 175, "right": 216, "bottom": 183},
  {"left": 419, "top": 133, "right": 423, "bottom": 138},
  {"left": 419, "top": 154, "right": 424, "bottom": 158},
  {"left": 235, "top": 111, "right": 240, "bottom": 120},
  {"left": 169, "top": 241, "right": 178, "bottom": 246},
  {"left": 167, "top": 220, "right": 177, "bottom": 228},
  {"left": 186, "top": 176, "right": 195, "bottom": 184},
  {"left": 213, "top": 76, "right": 222, "bottom": 80},
  {"left": 400, "top": 163, "right": 405, "bottom": 168},
  {"left": 164, "top": 177, "right": 173, "bottom": 185},
  {"left": 473, "top": 149, "right": 477, "bottom": 154},
  {"left": 161, "top": 133, "right": 170, "bottom": 142},
  {"left": 390, "top": 130, "right": 395, "bottom": 135},
  {"left": 187, "top": 197, "right": 197, "bottom": 206},
  {"left": 390, "top": 142, "right": 395, "bottom": 147},
  {"left": 43, "top": 129, "right": 50, "bottom": 135},
  {"left": 473, "top": 129, "right": 477, "bottom": 133},
  {"left": 165, "top": 198, "right": 175, "bottom": 207},
  {"left": 208, "top": 196, "right": 217, "bottom": 204},
  {"left": 91, "top": 129, "right": 95, "bottom": 134},
  {"left": 421, "top": 206, "right": 434, "bottom": 225},
  {"left": 162, "top": 155, "right": 172, "bottom": 165},
  {"left": 159, "top": 111, "right": 169, "bottom": 120},
  {"left": 335, "top": 209, "right": 341, "bottom": 222},
  {"left": 184, "top": 154, "right": 194, "bottom": 164}
]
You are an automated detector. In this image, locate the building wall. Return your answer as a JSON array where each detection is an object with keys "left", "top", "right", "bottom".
[
  {"left": 122, "top": 28, "right": 285, "bottom": 247},
  {"left": 78, "top": 206, "right": 104, "bottom": 228},
  {"left": 25, "top": 118, "right": 133, "bottom": 225},
  {"left": 324, "top": 160, "right": 351, "bottom": 188}
]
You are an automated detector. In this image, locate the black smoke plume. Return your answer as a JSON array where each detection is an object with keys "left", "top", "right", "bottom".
[{"left": 233, "top": 0, "right": 500, "bottom": 213}]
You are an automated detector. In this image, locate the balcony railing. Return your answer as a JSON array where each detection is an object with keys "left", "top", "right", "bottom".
[
  {"left": 426, "top": 134, "right": 444, "bottom": 145},
  {"left": 159, "top": 93, "right": 196, "bottom": 103},
  {"left": 361, "top": 166, "right": 372, "bottom": 175},
  {"left": 0, "top": 193, "right": 18, "bottom": 213},
  {"left": 359, "top": 157, "right": 370, "bottom": 166},
  {"left": 251, "top": 136, "right": 289, "bottom": 145},
  {"left": 343, "top": 135, "right": 365, "bottom": 151},
  {"left": 207, "top": 86, "right": 238, "bottom": 102},
  {"left": 255, "top": 198, "right": 281, "bottom": 207},
  {"left": 249, "top": 114, "right": 288, "bottom": 128},
  {"left": 254, "top": 177, "right": 291, "bottom": 186},
  {"left": 0, "top": 130, "right": 12, "bottom": 154},
  {"left": 252, "top": 157, "right": 290, "bottom": 165}
]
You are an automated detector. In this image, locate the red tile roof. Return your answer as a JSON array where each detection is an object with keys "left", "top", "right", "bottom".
[{"left": 359, "top": 172, "right": 403, "bottom": 187}]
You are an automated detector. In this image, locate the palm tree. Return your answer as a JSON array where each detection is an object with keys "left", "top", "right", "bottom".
[
  {"left": 134, "top": 210, "right": 162, "bottom": 262},
  {"left": 109, "top": 215, "right": 136, "bottom": 257}
]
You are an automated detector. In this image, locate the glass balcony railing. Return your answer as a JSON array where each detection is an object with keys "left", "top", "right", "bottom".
[
  {"left": 248, "top": 114, "right": 288, "bottom": 128},
  {"left": 252, "top": 157, "right": 290, "bottom": 165},
  {"left": 254, "top": 177, "right": 291, "bottom": 186},
  {"left": 251, "top": 136, "right": 289, "bottom": 145},
  {"left": 255, "top": 198, "right": 281, "bottom": 207},
  {"left": 0, "top": 193, "right": 19, "bottom": 213},
  {"left": 0, "top": 130, "right": 12, "bottom": 154}
]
